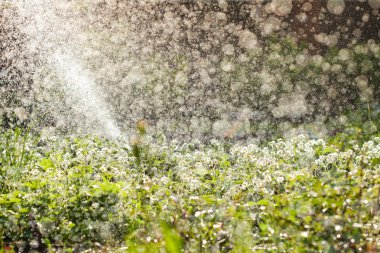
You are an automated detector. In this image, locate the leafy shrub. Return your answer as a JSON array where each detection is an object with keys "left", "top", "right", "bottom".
[{"left": 0, "top": 126, "right": 379, "bottom": 252}]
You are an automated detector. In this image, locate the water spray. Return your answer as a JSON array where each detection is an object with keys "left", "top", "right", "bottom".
[
  {"left": 14, "top": 0, "right": 122, "bottom": 138},
  {"left": 52, "top": 50, "right": 121, "bottom": 139}
]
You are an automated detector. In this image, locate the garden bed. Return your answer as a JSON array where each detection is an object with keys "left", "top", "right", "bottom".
[{"left": 0, "top": 127, "right": 379, "bottom": 252}]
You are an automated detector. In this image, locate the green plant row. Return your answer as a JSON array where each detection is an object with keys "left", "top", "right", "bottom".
[{"left": 0, "top": 126, "right": 379, "bottom": 252}]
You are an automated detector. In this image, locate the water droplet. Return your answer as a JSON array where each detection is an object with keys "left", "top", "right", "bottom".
[{"left": 327, "top": 0, "right": 345, "bottom": 15}]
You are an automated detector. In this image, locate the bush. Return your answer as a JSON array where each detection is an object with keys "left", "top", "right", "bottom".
[{"left": 0, "top": 126, "right": 379, "bottom": 252}]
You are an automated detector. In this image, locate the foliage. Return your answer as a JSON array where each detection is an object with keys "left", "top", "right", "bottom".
[{"left": 0, "top": 125, "right": 379, "bottom": 252}]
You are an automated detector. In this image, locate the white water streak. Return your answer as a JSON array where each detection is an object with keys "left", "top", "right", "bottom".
[
  {"left": 15, "top": 0, "right": 122, "bottom": 138},
  {"left": 52, "top": 51, "right": 121, "bottom": 138}
]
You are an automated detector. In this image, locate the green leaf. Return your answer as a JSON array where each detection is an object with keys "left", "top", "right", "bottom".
[
  {"left": 39, "top": 158, "right": 54, "bottom": 170},
  {"left": 259, "top": 223, "right": 268, "bottom": 232},
  {"left": 256, "top": 199, "right": 270, "bottom": 206},
  {"left": 8, "top": 197, "right": 21, "bottom": 203},
  {"left": 162, "top": 223, "right": 183, "bottom": 253}
]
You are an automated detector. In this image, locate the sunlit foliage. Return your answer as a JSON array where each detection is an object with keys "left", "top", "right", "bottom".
[{"left": 0, "top": 126, "right": 379, "bottom": 252}]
